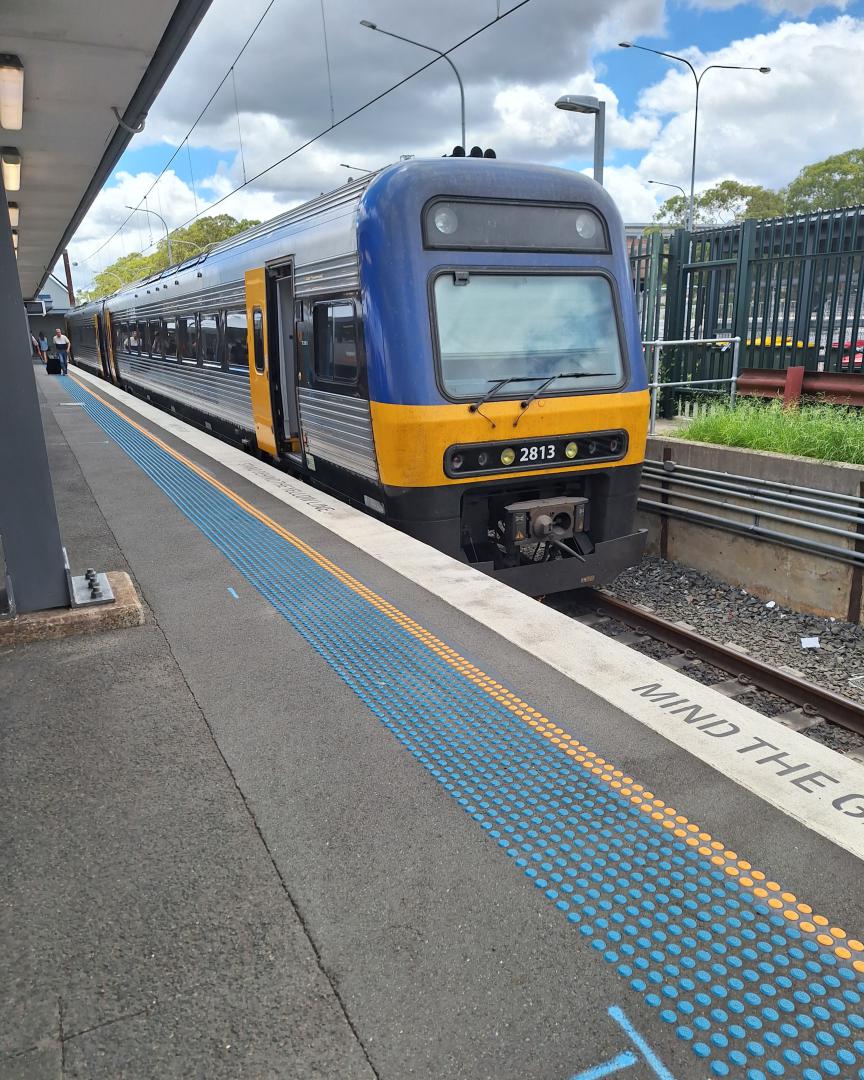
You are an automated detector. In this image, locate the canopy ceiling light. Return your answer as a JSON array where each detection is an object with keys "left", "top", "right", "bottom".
[
  {"left": 11, "top": 228, "right": 17, "bottom": 250},
  {"left": 0, "top": 56, "right": 24, "bottom": 130},
  {"left": 1, "top": 147, "right": 20, "bottom": 191},
  {"left": 8, "top": 200, "right": 18, "bottom": 227}
]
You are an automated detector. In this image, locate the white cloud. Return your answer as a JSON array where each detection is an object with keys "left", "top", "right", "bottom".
[{"left": 631, "top": 17, "right": 864, "bottom": 195}]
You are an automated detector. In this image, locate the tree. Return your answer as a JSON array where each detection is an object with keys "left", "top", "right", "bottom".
[
  {"left": 88, "top": 213, "right": 259, "bottom": 299},
  {"left": 784, "top": 149, "right": 864, "bottom": 213},
  {"left": 653, "top": 180, "right": 785, "bottom": 228}
]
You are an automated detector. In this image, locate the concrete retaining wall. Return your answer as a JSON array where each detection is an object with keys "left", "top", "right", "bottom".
[{"left": 640, "top": 438, "right": 864, "bottom": 621}]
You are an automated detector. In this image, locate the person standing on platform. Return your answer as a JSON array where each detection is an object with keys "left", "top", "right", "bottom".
[
  {"left": 38, "top": 331, "right": 49, "bottom": 363},
  {"left": 53, "top": 328, "right": 70, "bottom": 374}
]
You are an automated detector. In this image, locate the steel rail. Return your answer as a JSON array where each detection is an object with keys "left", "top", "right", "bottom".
[{"left": 590, "top": 591, "right": 864, "bottom": 736}]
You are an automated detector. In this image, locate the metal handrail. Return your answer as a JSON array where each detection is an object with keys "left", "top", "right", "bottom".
[{"left": 641, "top": 336, "right": 741, "bottom": 434}]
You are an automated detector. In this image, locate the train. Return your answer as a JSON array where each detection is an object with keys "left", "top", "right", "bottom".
[{"left": 67, "top": 157, "right": 649, "bottom": 595}]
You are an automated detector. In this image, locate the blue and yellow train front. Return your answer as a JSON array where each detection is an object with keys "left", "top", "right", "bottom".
[{"left": 357, "top": 160, "right": 649, "bottom": 594}]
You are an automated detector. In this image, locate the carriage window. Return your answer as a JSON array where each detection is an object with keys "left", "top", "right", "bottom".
[
  {"left": 226, "top": 310, "right": 249, "bottom": 370},
  {"left": 313, "top": 301, "right": 358, "bottom": 384},
  {"left": 180, "top": 316, "right": 198, "bottom": 362},
  {"left": 252, "top": 308, "right": 265, "bottom": 373},
  {"left": 200, "top": 314, "right": 219, "bottom": 366},
  {"left": 433, "top": 272, "right": 624, "bottom": 399},
  {"left": 148, "top": 319, "right": 163, "bottom": 357}
]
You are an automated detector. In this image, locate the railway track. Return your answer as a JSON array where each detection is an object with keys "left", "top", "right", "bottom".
[{"left": 557, "top": 591, "right": 864, "bottom": 746}]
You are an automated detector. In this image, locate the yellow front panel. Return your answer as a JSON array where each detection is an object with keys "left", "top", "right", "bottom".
[
  {"left": 370, "top": 390, "right": 649, "bottom": 488},
  {"left": 244, "top": 267, "right": 277, "bottom": 456}
]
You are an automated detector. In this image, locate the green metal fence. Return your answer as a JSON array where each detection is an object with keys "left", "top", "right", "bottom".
[{"left": 632, "top": 205, "right": 864, "bottom": 379}]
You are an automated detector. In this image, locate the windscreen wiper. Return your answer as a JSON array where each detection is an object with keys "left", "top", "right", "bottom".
[
  {"left": 512, "top": 370, "right": 614, "bottom": 427},
  {"left": 468, "top": 375, "right": 529, "bottom": 427}
]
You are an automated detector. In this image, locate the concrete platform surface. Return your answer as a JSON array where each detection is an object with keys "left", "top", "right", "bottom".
[{"left": 3, "top": 365, "right": 864, "bottom": 1080}]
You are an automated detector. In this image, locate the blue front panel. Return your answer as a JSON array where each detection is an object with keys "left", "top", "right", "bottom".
[{"left": 356, "top": 160, "right": 646, "bottom": 407}]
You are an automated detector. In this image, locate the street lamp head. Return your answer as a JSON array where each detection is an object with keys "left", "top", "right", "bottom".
[
  {"left": 359, "top": 20, "right": 377, "bottom": 29},
  {"left": 618, "top": 42, "right": 632, "bottom": 48},
  {"left": 555, "top": 94, "right": 600, "bottom": 115},
  {"left": 759, "top": 66, "right": 771, "bottom": 73}
]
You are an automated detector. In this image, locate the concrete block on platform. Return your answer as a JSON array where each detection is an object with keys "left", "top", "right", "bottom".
[{"left": 0, "top": 572, "right": 144, "bottom": 646}]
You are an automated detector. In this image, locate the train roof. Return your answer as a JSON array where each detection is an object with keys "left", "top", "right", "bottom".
[{"left": 71, "top": 159, "right": 620, "bottom": 316}]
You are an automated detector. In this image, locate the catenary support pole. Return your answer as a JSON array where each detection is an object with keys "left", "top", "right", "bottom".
[{"left": 0, "top": 172, "right": 70, "bottom": 612}]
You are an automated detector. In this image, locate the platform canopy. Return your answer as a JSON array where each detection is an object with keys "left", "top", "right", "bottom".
[{"left": 4, "top": 0, "right": 213, "bottom": 300}]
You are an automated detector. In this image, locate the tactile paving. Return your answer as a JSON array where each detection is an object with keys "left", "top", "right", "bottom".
[{"left": 66, "top": 377, "right": 864, "bottom": 1078}]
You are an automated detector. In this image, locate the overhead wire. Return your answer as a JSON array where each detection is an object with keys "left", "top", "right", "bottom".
[
  {"left": 83, "top": 0, "right": 280, "bottom": 263},
  {"left": 87, "top": 0, "right": 535, "bottom": 263},
  {"left": 162, "top": 0, "right": 535, "bottom": 237}
]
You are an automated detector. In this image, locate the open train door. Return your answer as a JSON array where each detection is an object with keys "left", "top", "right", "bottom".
[
  {"left": 94, "top": 312, "right": 112, "bottom": 381},
  {"left": 102, "top": 309, "right": 120, "bottom": 383},
  {"left": 244, "top": 267, "right": 277, "bottom": 457},
  {"left": 267, "top": 258, "right": 301, "bottom": 457}
]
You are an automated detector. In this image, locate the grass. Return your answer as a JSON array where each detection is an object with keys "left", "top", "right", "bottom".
[{"left": 675, "top": 399, "right": 864, "bottom": 465}]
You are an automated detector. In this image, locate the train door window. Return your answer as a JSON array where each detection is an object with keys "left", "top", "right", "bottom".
[
  {"left": 252, "top": 307, "right": 265, "bottom": 373},
  {"left": 200, "top": 313, "right": 219, "bottom": 367},
  {"left": 179, "top": 316, "right": 198, "bottom": 362},
  {"left": 295, "top": 301, "right": 313, "bottom": 382},
  {"left": 164, "top": 317, "right": 177, "bottom": 359},
  {"left": 226, "top": 310, "right": 249, "bottom": 370},
  {"left": 148, "top": 319, "right": 163, "bottom": 357},
  {"left": 313, "top": 300, "right": 358, "bottom": 384}
]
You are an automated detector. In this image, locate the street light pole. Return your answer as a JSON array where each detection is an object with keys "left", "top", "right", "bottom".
[
  {"left": 648, "top": 179, "right": 687, "bottom": 201},
  {"left": 360, "top": 20, "right": 466, "bottom": 149},
  {"left": 555, "top": 95, "right": 606, "bottom": 185},
  {"left": 619, "top": 43, "right": 769, "bottom": 231},
  {"left": 125, "top": 204, "right": 172, "bottom": 265}
]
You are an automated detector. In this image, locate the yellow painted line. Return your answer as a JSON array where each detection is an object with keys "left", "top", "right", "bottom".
[{"left": 69, "top": 372, "right": 864, "bottom": 970}]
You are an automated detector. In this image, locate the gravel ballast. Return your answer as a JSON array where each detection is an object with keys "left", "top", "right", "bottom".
[{"left": 573, "top": 555, "right": 864, "bottom": 755}]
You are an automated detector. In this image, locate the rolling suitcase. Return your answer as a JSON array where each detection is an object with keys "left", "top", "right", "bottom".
[{"left": 46, "top": 353, "right": 61, "bottom": 375}]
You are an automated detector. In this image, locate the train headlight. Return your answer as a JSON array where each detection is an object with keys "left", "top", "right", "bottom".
[
  {"left": 575, "top": 212, "right": 598, "bottom": 240},
  {"left": 433, "top": 205, "right": 458, "bottom": 235},
  {"left": 564, "top": 441, "right": 579, "bottom": 459},
  {"left": 477, "top": 451, "right": 488, "bottom": 466},
  {"left": 500, "top": 447, "right": 516, "bottom": 466},
  {"left": 451, "top": 453, "right": 464, "bottom": 470}
]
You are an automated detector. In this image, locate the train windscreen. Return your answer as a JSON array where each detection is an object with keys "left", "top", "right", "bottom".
[{"left": 432, "top": 272, "right": 624, "bottom": 399}]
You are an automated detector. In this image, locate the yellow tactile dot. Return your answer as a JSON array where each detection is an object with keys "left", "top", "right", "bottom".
[
  {"left": 724, "top": 851, "right": 738, "bottom": 861},
  {"left": 685, "top": 837, "right": 699, "bottom": 846},
  {"left": 621, "top": 776, "right": 633, "bottom": 784},
  {"left": 768, "top": 899, "right": 783, "bottom": 910},
  {"left": 855, "top": 961, "right": 864, "bottom": 975},
  {"left": 849, "top": 940, "right": 864, "bottom": 952},
  {"left": 781, "top": 892, "right": 796, "bottom": 903},
  {"left": 698, "top": 847, "right": 712, "bottom": 857},
  {"left": 687, "top": 823, "right": 699, "bottom": 832},
  {"left": 699, "top": 832, "right": 711, "bottom": 842},
  {"left": 740, "top": 878, "right": 754, "bottom": 888},
  {"left": 725, "top": 866, "right": 739, "bottom": 876},
  {"left": 663, "top": 807, "right": 676, "bottom": 816},
  {"left": 766, "top": 881, "right": 781, "bottom": 892},
  {"left": 751, "top": 871, "right": 766, "bottom": 881},
  {"left": 620, "top": 788, "right": 632, "bottom": 796},
  {"left": 601, "top": 774, "right": 612, "bottom": 782},
  {"left": 818, "top": 934, "right": 835, "bottom": 947},
  {"left": 754, "top": 888, "right": 768, "bottom": 899},
  {"left": 800, "top": 922, "right": 816, "bottom": 934},
  {"left": 837, "top": 947, "right": 852, "bottom": 960},
  {"left": 611, "top": 781, "right": 622, "bottom": 789},
  {"left": 711, "top": 856, "right": 725, "bottom": 866},
  {"left": 783, "top": 909, "right": 799, "bottom": 920},
  {"left": 737, "top": 861, "right": 752, "bottom": 872},
  {"left": 630, "top": 796, "right": 642, "bottom": 804},
  {"left": 797, "top": 903, "right": 813, "bottom": 914},
  {"left": 566, "top": 749, "right": 578, "bottom": 757},
  {"left": 814, "top": 915, "right": 830, "bottom": 927},
  {"left": 831, "top": 927, "right": 847, "bottom": 939},
  {"left": 711, "top": 841, "right": 724, "bottom": 851},
  {"left": 613, "top": 770, "right": 623, "bottom": 778},
  {"left": 652, "top": 812, "right": 664, "bottom": 821}
]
